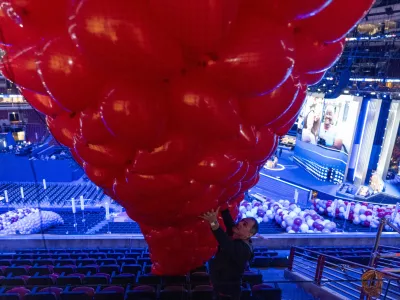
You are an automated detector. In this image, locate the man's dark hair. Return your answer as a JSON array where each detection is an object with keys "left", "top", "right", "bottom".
[{"left": 248, "top": 217, "right": 259, "bottom": 236}]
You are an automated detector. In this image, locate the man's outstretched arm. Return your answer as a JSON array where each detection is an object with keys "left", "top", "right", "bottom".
[{"left": 221, "top": 207, "right": 236, "bottom": 235}]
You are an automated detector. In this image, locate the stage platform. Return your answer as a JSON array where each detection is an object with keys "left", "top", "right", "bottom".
[
  {"left": 258, "top": 148, "right": 400, "bottom": 203},
  {"left": 1, "top": 232, "right": 399, "bottom": 251}
]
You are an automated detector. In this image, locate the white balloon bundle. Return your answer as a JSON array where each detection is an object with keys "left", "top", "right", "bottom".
[
  {"left": 0, "top": 208, "right": 37, "bottom": 231},
  {"left": 314, "top": 199, "right": 400, "bottom": 230},
  {"left": 0, "top": 210, "right": 63, "bottom": 235},
  {"left": 238, "top": 198, "right": 338, "bottom": 234}
]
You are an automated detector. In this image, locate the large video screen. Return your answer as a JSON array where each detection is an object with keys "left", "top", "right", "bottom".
[{"left": 294, "top": 94, "right": 361, "bottom": 183}]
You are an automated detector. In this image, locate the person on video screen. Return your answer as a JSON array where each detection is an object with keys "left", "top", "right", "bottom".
[
  {"left": 318, "top": 105, "right": 343, "bottom": 151},
  {"left": 301, "top": 110, "right": 320, "bottom": 145}
]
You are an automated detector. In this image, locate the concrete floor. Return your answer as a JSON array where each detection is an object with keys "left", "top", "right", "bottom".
[{"left": 259, "top": 267, "right": 315, "bottom": 300}]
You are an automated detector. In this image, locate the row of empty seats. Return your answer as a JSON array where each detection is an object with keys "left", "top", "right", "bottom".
[
  {"left": 0, "top": 247, "right": 282, "bottom": 299},
  {"left": 0, "top": 183, "right": 107, "bottom": 207}
]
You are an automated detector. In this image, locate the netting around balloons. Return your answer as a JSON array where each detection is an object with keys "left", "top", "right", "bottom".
[{"left": 0, "top": 0, "right": 374, "bottom": 274}]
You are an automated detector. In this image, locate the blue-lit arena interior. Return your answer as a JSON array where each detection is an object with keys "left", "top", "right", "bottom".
[{"left": 2, "top": 2, "right": 400, "bottom": 300}]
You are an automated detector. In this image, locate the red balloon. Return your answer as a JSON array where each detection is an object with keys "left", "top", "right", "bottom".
[
  {"left": 79, "top": 105, "right": 114, "bottom": 145},
  {"left": 219, "top": 182, "right": 241, "bottom": 203},
  {"left": 275, "top": 114, "right": 299, "bottom": 136},
  {"left": 224, "top": 160, "right": 249, "bottom": 186},
  {"left": 46, "top": 113, "right": 79, "bottom": 148},
  {"left": 83, "top": 163, "right": 121, "bottom": 189},
  {"left": 6, "top": 0, "right": 70, "bottom": 37},
  {"left": 170, "top": 75, "right": 241, "bottom": 139},
  {"left": 188, "top": 150, "right": 243, "bottom": 184},
  {"left": 37, "top": 36, "right": 102, "bottom": 112},
  {"left": 19, "top": 87, "right": 65, "bottom": 117},
  {"left": 74, "top": 136, "right": 135, "bottom": 168},
  {"left": 240, "top": 76, "right": 301, "bottom": 128},
  {"left": 71, "top": 0, "right": 184, "bottom": 78},
  {"left": 242, "top": 164, "right": 258, "bottom": 182},
  {"left": 244, "top": 127, "right": 278, "bottom": 164},
  {"left": 0, "top": 3, "right": 34, "bottom": 45},
  {"left": 148, "top": 0, "right": 240, "bottom": 58},
  {"left": 294, "top": 0, "right": 375, "bottom": 43},
  {"left": 269, "top": 85, "right": 307, "bottom": 132},
  {"left": 141, "top": 222, "right": 217, "bottom": 275},
  {"left": 70, "top": 147, "right": 84, "bottom": 167},
  {"left": 205, "top": 13, "right": 294, "bottom": 96},
  {"left": 240, "top": 173, "right": 260, "bottom": 193},
  {"left": 181, "top": 184, "right": 224, "bottom": 217},
  {"left": 126, "top": 172, "right": 187, "bottom": 198},
  {"left": 246, "top": 0, "right": 333, "bottom": 22},
  {"left": 230, "top": 193, "right": 245, "bottom": 206},
  {"left": 294, "top": 34, "right": 345, "bottom": 74},
  {"left": 129, "top": 132, "right": 198, "bottom": 175},
  {"left": 0, "top": 43, "right": 46, "bottom": 94},
  {"left": 298, "top": 71, "right": 326, "bottom": 86},
  {"left": 100, "top": 81, "right": 168, "bottom": 150}
]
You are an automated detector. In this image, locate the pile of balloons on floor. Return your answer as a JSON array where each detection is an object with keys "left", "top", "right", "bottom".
[
  {"left": 0, "top": 209, "right": 63, "bottom": 235},
  {"left": 239, "top": 198, "right": 338, "bottom": 233},
  {"left": 314, "top": 199, "right": 400, "bottom": 230}
]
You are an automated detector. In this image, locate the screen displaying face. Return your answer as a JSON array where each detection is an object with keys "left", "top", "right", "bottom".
[
  {"left": 294, "top": 94, "right": 361, "bottom": 183},
  {"left": 297, "top": 94, "right": 359, "bottom": 154}
]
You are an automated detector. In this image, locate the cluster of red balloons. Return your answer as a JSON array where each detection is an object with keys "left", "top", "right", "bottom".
[{"left": 0, "top": 0, "right": 374, "bottom": 274}]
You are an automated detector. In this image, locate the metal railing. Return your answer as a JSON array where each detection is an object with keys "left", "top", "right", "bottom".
[{"left": 288, "top": 246, "right": 400, "bottom": 300}]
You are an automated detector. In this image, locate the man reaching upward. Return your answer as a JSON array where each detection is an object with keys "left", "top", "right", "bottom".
[{"left": 200, "top": 207, "right": 259, "bottom": 299}]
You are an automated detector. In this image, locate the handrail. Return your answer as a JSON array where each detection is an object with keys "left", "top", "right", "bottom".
[{"left": 291, "top": 247, "right": 400, "bottom": 281}]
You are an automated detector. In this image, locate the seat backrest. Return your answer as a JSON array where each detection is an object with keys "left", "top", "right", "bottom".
[
  {"left": 94, "top": 292, "right": 124, "bottom": 300},
  {"left": 160, "top": 286, "right": 188, "bottom": 300},
  {"left": 111, "top": 274, "right": 136, "bottom": 285},
  {"left": 60, "top": 292, "right": 91, "bottom": 300},
  {"left": 191, "top": 286, "right": 213, "bottom": 300},
  {"left": 56, "top": 275, "right": 82, "bottom": 285},
  {"left": 98, "top": 265, "right": 119, "bottom": 275},
  {"left": 27, "top": 276, "right": 55, "bottom": 285},
  {"left": 84, "top": 275, "right": 109, "bottom": 285},
  {"left": 121, "top": 264, "right": 141, "bottom": 275},
  {"left": 25, "top": 293, "right": 57, "bottom": 300},
  {"left": 7, "top": 287, "right": 30, "bottom": 297},
  {"left": 138, "top": 274, "right": 161, "bottom": 285},
  {"left": 0, "top": 294, "right": 21, "bottom": 300},
  {"left": 39, "top": 287, "right": 63, "bottom": 297},
  {"left": 2, "top": 277, "right": 27, "bottom": 286},
  {"left": 72, "top": 287, "right": 95, "bottom": 297}
]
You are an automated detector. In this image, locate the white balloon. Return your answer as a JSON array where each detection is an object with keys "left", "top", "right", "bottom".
[
  {"left": 359, "top": 214, "right": 367, "bottom": 222},
  {"left": 300, "top": 224, "right": 309, "bottom": 233}
]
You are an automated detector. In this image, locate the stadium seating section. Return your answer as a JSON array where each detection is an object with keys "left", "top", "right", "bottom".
[{"left": 0, "top": 247, "right": 283, "bottom": 300}]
